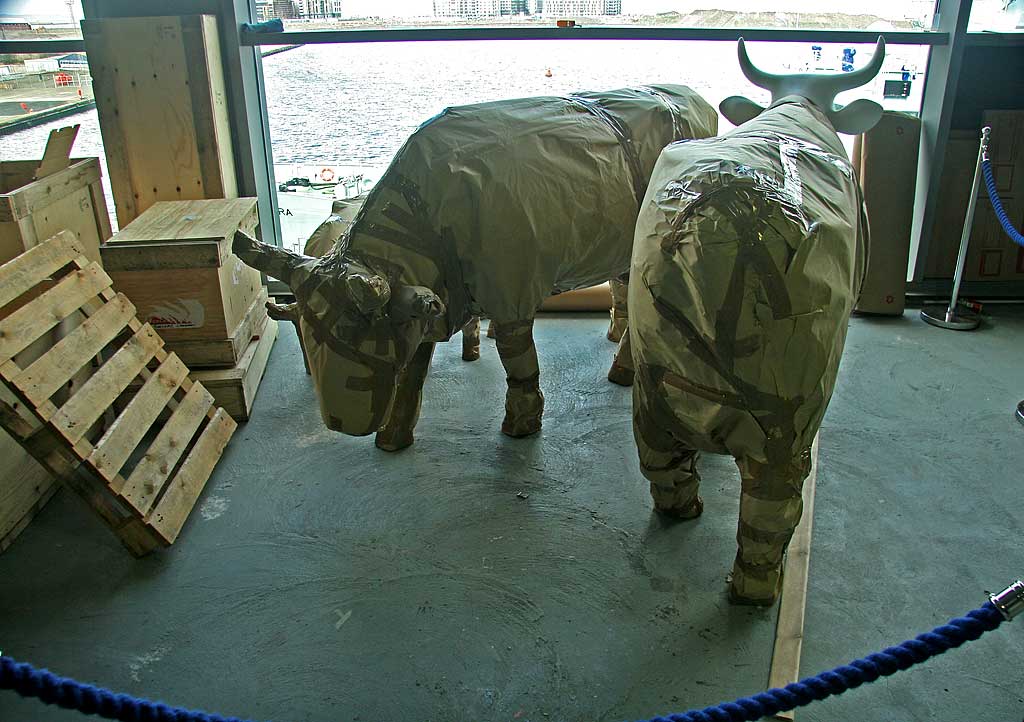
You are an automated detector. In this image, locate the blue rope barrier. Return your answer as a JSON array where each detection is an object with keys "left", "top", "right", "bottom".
[
  {"left": 982, "top": 158, "right": 1024, "bottom": 247},
  {"left": 0, "top": 601, "right": 1009, "bottom": 722}
]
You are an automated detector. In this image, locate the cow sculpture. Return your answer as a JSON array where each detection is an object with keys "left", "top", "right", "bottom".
[
  {"left": 620, "top": 39, "right": 884, "bottom": 605},
  {"left": 236, "top": 85, "right": 718, "bottom": 450}
]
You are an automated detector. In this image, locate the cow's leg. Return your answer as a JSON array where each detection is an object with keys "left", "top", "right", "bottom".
[
  {"left": 374, "top": 341, "right": 436, "bottom": 452},
  {"left": 607, "top": 324, "right": 635, "bottom": 387},
  {"left": 729, "top": 450, "right": 811, "bottom": 606},
  {"left": 485, "top": 319, "right": 495, "bottom": 339},
  {"left": 633, "top": 385, "right": 702, "bottom": 518},
  {"left": 607, "top": 275, "right": 629, "bottom": 343},
  {"left": 492, "top": 318, "right": 544, "bottom": 437},
  {"left": 462, "top": 316, "right": 481, "bottom": 362}
]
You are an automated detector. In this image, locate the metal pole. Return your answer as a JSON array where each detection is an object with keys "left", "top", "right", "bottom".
[{"left": 920, "top": 126, "right": 990, "bottom": 330}]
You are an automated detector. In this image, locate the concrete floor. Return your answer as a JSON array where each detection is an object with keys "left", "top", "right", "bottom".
[{"left": 0, "top": 308, "right": 1022, "bottom": 722}]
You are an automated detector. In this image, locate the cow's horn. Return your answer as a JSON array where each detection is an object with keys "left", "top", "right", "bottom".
[
  {"left": 233, "top": 230, "right": 311, "bottom": 287},
  {"left": 737, "top": 37, "right": 781, "bottom": 93}
]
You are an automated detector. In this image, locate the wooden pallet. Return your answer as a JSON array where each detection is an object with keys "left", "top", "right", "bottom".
[{"left": 0, "top": 230, "right": 237, "bottom": 556}]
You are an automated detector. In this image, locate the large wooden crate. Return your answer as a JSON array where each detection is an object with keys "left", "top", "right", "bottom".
[
  {"left": 0, "top": 157, "right": 112, "bottom": 267},
  {"left": 0, "top": 230, "right": 237, "bottom": 556},
  {"left": 100, "top": 198, "right": 265, "bottom": 367},
  {"left": 83, "top": 14, "right": 237, "bottom": 228}
]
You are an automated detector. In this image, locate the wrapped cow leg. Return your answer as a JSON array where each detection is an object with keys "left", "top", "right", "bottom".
[
  {"left": 462, "top": 316, "right": 481, "bottom": 362},
  {"left": 375, "top": 342, "right": 436, "bottom": 452},
  {"left": 492, "top": 319, "right": 544, "bottom": 437},
  {"left": 633, "top": 391, "right": 703, "bottom": 518},
  {"left": 607, "top": 276, "right": 629, "bottom": 343},
  {"left": 607, "top": 325, "right": 635, "bottom": 387},
  {"left": 729, "top": 450, "right": 811, "bottom": 605}
]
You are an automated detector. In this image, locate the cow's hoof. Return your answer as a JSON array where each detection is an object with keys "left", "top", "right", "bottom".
[
  {"left": 728, "top": 560, "right": 783, "bottom": 607},
  {"left": 501, "top": 416, "right": 542, "bottom": 438},
  {"left": 375, "top": 429, "right": 414, "bottom": 452},
  {"left": 654, "top": 494, "right": 704, "bottom": 520},
  {"left": 607, "top": 326, "right": 624, "bottom": 343},
  {"left": 607, "top": 362, "right": 634, "bottom": 387},
  {"left": 462, "top": 349, "right": 480, "bottom": 362}
]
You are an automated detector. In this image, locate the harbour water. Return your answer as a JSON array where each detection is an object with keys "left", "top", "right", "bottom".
[{"left": 0, "top": 39, "right": 926, "bottom": 249}]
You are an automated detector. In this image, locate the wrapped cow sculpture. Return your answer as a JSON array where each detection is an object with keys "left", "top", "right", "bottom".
[
  {"left": 236, "top": 85, "right": 717, "bottom": 450},
  {"left": 621, "top": 39, "right": 884, "bottom": 605}
]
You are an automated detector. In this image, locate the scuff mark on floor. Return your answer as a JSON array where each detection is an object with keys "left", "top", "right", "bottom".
[
  {"left": 199, "top": 495, "right": 229, "bottom": 520},
  {"left": 128, "top": 646, "right": 170, "bottom": 682}
]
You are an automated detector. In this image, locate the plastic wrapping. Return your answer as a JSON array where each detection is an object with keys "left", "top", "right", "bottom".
[
  {"left": 630, "top": 98, "right": 868, "bottom": 468},
  {"left": 275, "top": 85, "right": 718, "bottom": 436}
]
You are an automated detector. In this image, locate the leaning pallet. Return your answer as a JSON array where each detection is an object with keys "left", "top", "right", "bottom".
[{"left": 0, "top": 230, "right": 237, "bottom": 556}]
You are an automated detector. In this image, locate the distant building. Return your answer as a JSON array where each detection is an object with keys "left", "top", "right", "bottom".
[
  {"left": 57, "top": 53, "right": 89, "bottom": 70},
  {"left": 433, "top": 0, "right": 499, "bottom": 18},
  {"left": 271, "top": 0, "right": 301, "bottom": 20},
  {"left": 255, "top": 0, "right": 274, "bottom": 22},
  {"left": 24, "top": 57, "right": 62, "bottom": 73},
  {"left": 534, "top": 0, "right": 620, "bottom": 14},
  {"left": 301, "top": 0, "right": 344, "bottom": 19}
]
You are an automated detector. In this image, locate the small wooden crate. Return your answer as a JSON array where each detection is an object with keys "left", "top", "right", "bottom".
[
  {"left": 100, "top": 198, "right": 265, "bottom": 367},
  {"left": 0, "top": 230, "right": 237, "bottom": 556},
  {"left": 0, "top": 426, "right": 58, "bottom": 554},
  {"left": 0, "top": 157, "right": 112, "bottom": 267},
  {"left": 83, "top": 14, "right": 237, "bottom": 228}
]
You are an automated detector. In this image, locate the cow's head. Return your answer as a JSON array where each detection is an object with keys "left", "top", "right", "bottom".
[
  {"left": 720, "top": 37, "right": 886, "bottom": 134},
  {"left": 234, "top": 231, "right": 445, "bottom": 436}
]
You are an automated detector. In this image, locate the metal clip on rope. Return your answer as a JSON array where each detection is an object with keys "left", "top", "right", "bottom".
[{"left": 990, "top": 579, "right": 1024, "bottom": 620}]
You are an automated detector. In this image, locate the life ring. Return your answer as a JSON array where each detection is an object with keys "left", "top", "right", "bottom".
[{"left": 320, "top": 167, "right": 335, "bottom": 182}]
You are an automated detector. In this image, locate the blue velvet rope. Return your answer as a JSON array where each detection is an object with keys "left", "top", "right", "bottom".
[
  {"left": 982, "top": 158, "right": 1024, "bottom": 247},
  {"left": 0, "top": 602, "right": 1006, "bottom": 722}
]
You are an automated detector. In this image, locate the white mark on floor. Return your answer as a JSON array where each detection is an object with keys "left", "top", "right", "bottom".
[
  {"left": 128, "top": 646, "right": 170, "bottom": 682},
  {"left": 334, "top": 609, "right": 352, "bottom": 630},
  {"left": 199, "top": 495, "right": 229, "bottom": 520}
]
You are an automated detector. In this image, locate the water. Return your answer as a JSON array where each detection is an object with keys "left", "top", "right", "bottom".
[{"left": 0, "top": 39, "right": 927, "bottom": 243}]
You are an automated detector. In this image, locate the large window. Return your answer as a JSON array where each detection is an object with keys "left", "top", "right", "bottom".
[
  {"left": 0, "top": 51, "right": 114, "bottom": 229},
  {"left": 262, "top": 37, "right": 929, "bottom": 252}
]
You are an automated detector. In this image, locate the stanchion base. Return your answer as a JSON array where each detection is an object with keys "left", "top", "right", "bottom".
[
  {"left": 1016, "top": 400, "right": 1024, "bottom": 427},
  {"left": 920, "top": 306, "right": 980, "bottom": 330}
]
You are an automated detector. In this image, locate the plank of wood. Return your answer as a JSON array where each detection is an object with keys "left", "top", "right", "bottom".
[
  {"left": 0, "top": 261, "right": 112, "bottom": 366},
  {"left": 0, "top": 230, "right": 84, "bottom": 311},
  {"left": 0, "top": 427, "right": 57, "bottom": 552},
  {"left": 120, "top": 381, "right": 213, "bottom": 516},
  {"left": 191, "top": 319, "right": 277, "bottom": 421},
  {"left": 35, "top": 125, "right": 80, "bottom": 180},
  {"left": 13, "top": 293, "right": 135, "bottom": 407},
  {"left": 88, "top": 352, "right": 189, "bottom": 485},
  {"left": 769, "top": 436, "right": 819, "bottom": 721},
  {"left": 0, "top": 160, "right": 102, "bottom": 223},
  {"left": 50, "top": 324, "right": 164, "bottom": 445},
  {"left": 147, "top": 406, "right": 235, "bottom": 544}
]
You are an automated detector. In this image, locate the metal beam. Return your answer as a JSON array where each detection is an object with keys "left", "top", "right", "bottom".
[
  {"left": 239, "top": 26, "right": 949, "bottom": 47},
  {"left": 908, "top": 0, "right": 974, "bottom": 281},
  {"left": 0, "top": 39, "right": 85, "bottom": 53}
]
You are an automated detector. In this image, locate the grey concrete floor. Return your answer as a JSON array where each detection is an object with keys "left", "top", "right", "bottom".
[{"left": 0, "top": 309, "right": 1021, "bottom": 722}]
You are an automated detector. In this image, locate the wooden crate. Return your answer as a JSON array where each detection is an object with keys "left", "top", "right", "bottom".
[
  {"left": 0, "top": 230, "right": 237, "bottom": 556},
  {"left": 0, "top": 157, "right": 112, "bottom": 267},
  {"left": 83, "top": 14, "right": 237, "bottom": 228},
  {"left": 100, "top": 198, "right": 265, "bottom": 367},
  {"left": 192, "top": 319, "right": 278, "bottom": 422},
  {"left": 0, "top": 425, "right": 58, "bottom": 554}
]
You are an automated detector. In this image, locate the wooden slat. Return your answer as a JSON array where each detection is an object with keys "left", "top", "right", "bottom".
[
  {"left": 35, "top": 125, "right": 80, "bottom": 180},
  {"left": 0, "top": 160, "right": 102, "bottom": 223},
  {"left": 13, "top": 293, "right": 134, "bottom": 407},
  {"left": 147, "top": 407, "right": 235, "bottom": 544},
  {"left": 88, "top": 353, "right": 189, "bottom": 484},
  {"left": 50, "top": 324, "right": 164, "bottom": 444},
  {"left": 0, "top": 262, "right": 112, "bottom": 366},
  {"left": 120, "top": 382, "right": 213, "bottom": 515},
  {"left": 769, "top": 436, "right": 819, "bottom": 721},
  {"left": 0, "top": 230, "right": 85, "bottom": 310}
]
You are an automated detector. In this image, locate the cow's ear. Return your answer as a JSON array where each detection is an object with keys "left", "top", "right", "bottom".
[
  {"left": 829, "top": 99, "right": 883, "bottom": 135},
  {"left": 389, "top": 285, "right": 446, "bottom": 322},
  {"left": 719, "top": 96, "right": 764, "bottom": 127}
]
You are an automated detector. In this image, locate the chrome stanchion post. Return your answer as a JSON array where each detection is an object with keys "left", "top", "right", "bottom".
[{"left": 921, "top": 126, "right": 991, "bottom": 330}]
